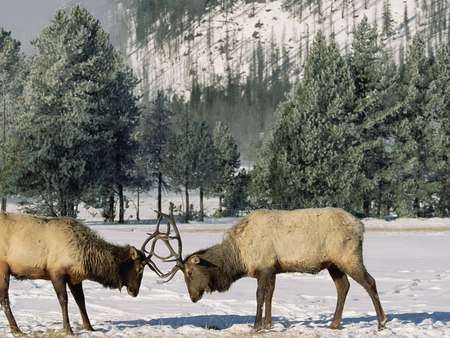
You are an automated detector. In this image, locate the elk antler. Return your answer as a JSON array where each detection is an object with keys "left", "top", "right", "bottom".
[{"left": 141, "top": 203, "right": 183, "bottom": 283}]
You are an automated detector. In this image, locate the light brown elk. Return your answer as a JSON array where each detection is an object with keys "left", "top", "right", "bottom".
[
  {"left": 0, "top": 212, "right": 146, "bottom": 335},
  {"left": 144, "top": 207, "right": 387, "bottom": 332}
]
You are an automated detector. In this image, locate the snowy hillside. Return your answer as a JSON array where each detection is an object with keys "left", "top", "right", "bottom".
[{"left": 123, "top": 0, "right": 443, "bottom": 99}]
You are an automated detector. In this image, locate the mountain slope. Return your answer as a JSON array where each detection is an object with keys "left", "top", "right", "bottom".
[{"left": 121, "top": 0, "right": 445, "bottom": 99}]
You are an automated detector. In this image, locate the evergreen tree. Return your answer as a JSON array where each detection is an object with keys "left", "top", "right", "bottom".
[
  {"left": 223, "top": 168, "right": 251, "bottom": 216},
  {"left": 100, "top": 66, "right": 142, "bottom": 223},
  {"left": 4, "top": 5, "right": 141, "bottom": 218},
  {"left": 382, "top": 0, "right": 394, "bottom": 38},
  {"left": 193, "top": 120, "right": 218, "bottom": 221},
  {"left": 390, "top": 34, "right": 434, "bottom": 217},
  {"left": 426, "top": 43, "right": 450, "bottom": 217},
  {"left": 140, "top": 90, "right": 175, "bottom": 213},
  {"left": 349, "top": 16, "right": 395, "bottom": 217},
  {"left": 404, "top": 3, "right": 411, "bottom": 42},
  {"left": 162, "top": 107, "right": 216, "bottom": 222},
  {"left": 208, "top": 121, "right": 240, "bottom": 215},
  {"left": 251, "top": 31, "right": 360, "bottom": 211},
  {"left": 0, "top": 28, "right": 23, "bottom": 211}
]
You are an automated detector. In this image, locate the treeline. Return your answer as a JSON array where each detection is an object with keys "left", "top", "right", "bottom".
[
  {"left": 250, "top": 17, "right": 450, "bottom": 218},
  {"left": 2, "top": 5, "right": 450, "bottom": 220},
  {"left": 0, "top": 5, "right": 241, "bottom": 223}
]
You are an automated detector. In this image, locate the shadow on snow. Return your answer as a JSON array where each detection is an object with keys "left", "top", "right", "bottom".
[{"left": 97, "top": 311, "right": 450, "bottom": 332}]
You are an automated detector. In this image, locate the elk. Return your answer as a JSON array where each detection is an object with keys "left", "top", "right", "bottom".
[
  {"left": 144, "top": 207, "right": 387, "bottom": 332},
  {"left": 0, "top": 212, "right": 147, "bottom": 335}
]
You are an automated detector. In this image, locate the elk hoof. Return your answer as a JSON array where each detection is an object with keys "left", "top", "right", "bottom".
[
  {"left": 250, "top": 326, "right": 261, "bottom": 333},
  {"left": 63, "top": 328, "right": 74, "bottom": 335},
  {"left": 378, "top": 320, "right": 387, "bottom": 331},
  {"left": 327, "top": 322, "right": 340, "bottom": 329},
  {"left": 262, "top": 323, "right": 272, "bottom": 330},
  {"left": 10, "top": 327, "right": 23, "bottom": 335}
]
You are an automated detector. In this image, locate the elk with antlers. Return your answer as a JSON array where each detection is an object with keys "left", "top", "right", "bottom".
[
  {"left": 143, "top": 207, "right": 387, "bottom": 332},
  {"left": 0, "top": 213, "right": 147, "bottom": 335}
]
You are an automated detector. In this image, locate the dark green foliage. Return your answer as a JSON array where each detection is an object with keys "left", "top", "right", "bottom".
[
  {"left": 221, "top": 169, "right": 251, "bottom": 217},
  {"left": 139, "top": 90, "right": 175, "bottom": 212},
  {"left": 389, "top": 35, "right": 435, "bottom": 217},
  {"left": 250, "top": 27, "right": 449, "bottom": 218},
  {"left": 208, "top": 122, "right": 241, "bottom": 214},
  {"left": 4, "top": 2, "right": 450, "bottom": 219},
  {"left": 425, "top": 44, "right": 450, "bottom": 217},
  {"left": 162, "top": 107, "right": 217, "bottom": 222},
  {"left": 251, "top": 32, "right": 360, "bottom": 211},
  {"left": 382, "top": 0, "right": 394, "bottom": 38},
  {"left": 0, "top": 28, "right": 24, "bottom": 209},
  {"left": 3, "top": 5, "right": 141, "bottom": 218},
  {"left": 349, "top": 16, "right": 395, "bottom": 217}
]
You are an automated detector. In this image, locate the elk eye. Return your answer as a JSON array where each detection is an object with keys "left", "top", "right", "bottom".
[{"left": 188, "top": 270, "right": 193, "bottom": 278}]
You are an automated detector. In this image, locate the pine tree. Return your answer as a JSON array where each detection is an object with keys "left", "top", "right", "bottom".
[
  {"left": 100, "top": 65, "right": 142, "bottom": 223},
  {"left": 426, "top": 43, "right": 450, "bottom": 217},
  {"left": 162, "top": 107, "right": 216, "bottom": 222},
  {"left": 207, "top": 121, "right": 240, "bottom": 215},
  {"left": 192, "top": 121, "right": 218, "bottom": 221},
  {"left": 382, "top": 0, "right": 394, "bottom": 38},
  {"left": 0, "top": 28, "right": 24, "bottom": 211},
  {"left": 251, "top": 31, "right": 360, "bottom": 211},
  {"left": 389, "top": 34, "right": 434, "bottom": 217},
  {"left": 4, "top": 5, "right": 141, "bottom": 218},
  {"left": 349, "top": 16, "right": 395, "bottom": 217},
  {"left": 140, "top": 90, "right": 175, "bottom": 213},
  {"left": 404, "top": 3, "right": 411, "bottom": 42}
]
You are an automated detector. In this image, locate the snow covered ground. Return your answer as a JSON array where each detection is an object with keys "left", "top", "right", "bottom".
[{"left": 1, "top": 194, "right": 449, "bottom": 337}]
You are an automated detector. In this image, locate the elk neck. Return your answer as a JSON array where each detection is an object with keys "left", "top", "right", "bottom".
[{"left": 201, "top": 239, "right": 246, "bottom": 292}]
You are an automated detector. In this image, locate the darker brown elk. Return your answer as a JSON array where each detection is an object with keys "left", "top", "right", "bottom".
[
  {"left": 0, "top": 212, "right": 146, "bottom": 335},
  {"left": 146, "top": 207, "right": 387, "bottom": 332}
]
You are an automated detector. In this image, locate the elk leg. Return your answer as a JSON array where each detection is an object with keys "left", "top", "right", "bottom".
[
  {"left": 262, "top": 274, "right": 276, "bottom": 330},
  {"left": 51, "top": 275, "right": 73, "bottom": 335},
  {"left": 0, "top": 263, "right": 22, "bottom": 334},
  {"left": 252, "top": 269, "right": 275, "bottom": 332},
  {"left": 68, "top": 282, "right": 94, "bottom": 331},
  {"left": 345, "top": 265, "right": 387, "bottom": 330},
  {"left": 327, "top": 264, "right": 350, "bottom": 329}
]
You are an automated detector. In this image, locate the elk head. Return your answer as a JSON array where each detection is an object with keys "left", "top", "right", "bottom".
[{"left": 141, "top": 203, "right": 183, "bottom": 282}]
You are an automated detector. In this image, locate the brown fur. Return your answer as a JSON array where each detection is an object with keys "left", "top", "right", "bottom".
[
  {"left": 0, "top": 212, "right": 146, "bottom": 335},
  {"left": 181, "top": 208, "right": 387, "bottom": 332}
]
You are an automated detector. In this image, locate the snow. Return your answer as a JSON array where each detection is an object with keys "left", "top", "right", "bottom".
[
  {"left": 126, "top": 0, "right": 429, "bottom": 98},
  {"left": 1, "top": 193, "right": 449, "bottom": 337}
]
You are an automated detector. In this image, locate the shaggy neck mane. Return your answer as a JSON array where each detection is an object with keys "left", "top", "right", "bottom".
[
  {"left": 65, "top": 220, "right": 130, "bottom": 289},
  {"left": 201, "top": 238, "right": 246, "bottom": 293},
  {"left": 80, "top": 238, "right": 130, "bottom": 290}
]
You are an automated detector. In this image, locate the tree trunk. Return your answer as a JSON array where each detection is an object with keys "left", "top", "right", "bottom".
[
  {"left": 438, "top": 183, "right": 448, "bottom": 218},
  {"left": 184, "top": 183, "right": 190, "bottom": 223},
  {"left": 60, "top": 190, "right": 67, "bottom": 217},
  {"left": 376, "top": 189, "right": 382, "bottom": 219},
  {"left": 106, "top": 191, "right": 115, "bottom": 222},
  {"left": 218, "top": 195, "right": 223, "bottom": 214},
  {"left": 413, "top": 197, "right": 420, "bottom": 218},
  {"left": 199, "top": 187, "right": 204, "bottom": 222},
  {"left": 118, "top": 183, "right": 125, "bottom": 224},
  {"left": 136, "top": 186, "right": 140, "bottom": 221},
  {"left": 363, "top": 199, "right": 371, "bottom": 217},
  {"left": 157, "top": 171, "right": 163, "bottom": 213}
]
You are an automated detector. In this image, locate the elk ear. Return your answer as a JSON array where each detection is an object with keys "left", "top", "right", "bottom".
[
  {"left": 129, "top": 246, "right": 140, "bottom": 260},
  {"left": 189, "top": 255, "right": 201, "bottom": 265}
]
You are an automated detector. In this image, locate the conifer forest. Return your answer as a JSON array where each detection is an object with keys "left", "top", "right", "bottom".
[{"left": 1, "top": 0, "right": 450, "bottom": 220}]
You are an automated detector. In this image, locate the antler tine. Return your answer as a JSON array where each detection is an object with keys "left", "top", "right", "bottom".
[{"left": 141, "top": 203, "right": 183, "bottom": 282}]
